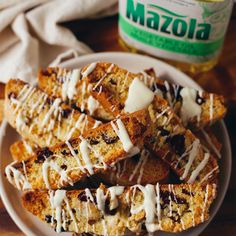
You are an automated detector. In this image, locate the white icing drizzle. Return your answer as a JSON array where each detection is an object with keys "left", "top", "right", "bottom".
[
  {"left": 209, "top": 94, "right": 214, "bottom": 123},
  {"left": 82, "top": 62, "right": 97, "bottom": 78},
  {"left": 140, "top": 71, "right": 155, "bottom": 88},
  {"left": 42, "top": 157, "right": 72, "bottom": 189},
  {"left": 119, "top": 159, "right": 127, "bottom": 178},
  {"left": 23, "top": 141, "right": 33, "bottom": 154},
  {"left": 180, "top": 139, "right": 200, "bottom": 180},
  {"left": 188, "top": 153, "right": 210, "bottom": 183},
  {"left": 66, "top": 140, "right": 85, "bottom": 172},
  {"left": 80, "top": 81, "right": 87, "bottom": 112},
  {"left": 66, "top": 114, "right": 86, "bottom": 140},
  {"left": 137, "top": 152, "right": 148, "bottom": 184},
  {"left": 164, "top": 81, "right": 173, "bottom": 107},
  {"left": 79, "top": 137, "right": 94, "bottom": 175},
  {"left": 93, "top": 120, "right": 102, "bottom": 129},
  {"left": 111, "top": 118, "right": 139, "bottom": 154},
  {"left": 15, "top": 113, "right": 26, "bottom": 132},
  {"left": 96, "top": 188, "right": 106, "bottom": 212},
  {"left": 61, "top": 71, "right": 72, "bottom": 100},
  {"left": 93, "top": 73, "right": 107, "bottom": 91},
  {"left": 200, "top": 166, "right": 219, "bottom": 184},
  {"left": 124, "top": 78, "right": 154, "bottom": 113},
  {"left": 201, "top": 129, "right": 221, "bottom": 158},
  {"left": 201, "top": 184, "right": 209, "bottom": 223},
  {"left": 156, "top": 183, "right": 161, "bottom": 229},
  {"left": 49, "top": 190, "right": 66, "bottom": 233},
  {"left": 168, "top": 184, "right": 173, "bottom": 217},
  {"left": 171, "top": 185, "right": 185, "bottom": 230},
  {"left": 108, "top": 186, "right": 124, "bottom": 210},
  {"left": 155, "top": 107, "right": 170, "bottom": 121},
  {"left": 189, "top": 185, "right": 195, "bottom": 227},
  {"left": 131, "top": 184, "right": 159, "bottom": 233},
  {"left": 37, "top": 94, "right": 48, "bottom": 115},
  {"left": 107, "top": 63, "right": 114, "bottom": 73},
  {"left": 41, "top": 98, "right": 61, "bottom": 128},
  {"left": 5, "top": 161, "right": 31, "bottom": 190},
  {"left": 13, "top": 85, "right": 35, "bottom": 113},
  {"left": 180, "top": 88, "right": 202, "bottom": 125},
  {"left": 129, "top": 149, "right": 148, "bottom": 183},
  {"left": 67, "top": 69, "right": 81, "bottom": 100},
  {"left": 87, "top": 96, "right": 100, "bottom": 115}
]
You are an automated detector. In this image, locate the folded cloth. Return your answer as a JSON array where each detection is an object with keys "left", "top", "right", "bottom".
[{"left": 0, "top": 0, "right": 118, "bottom": 83}]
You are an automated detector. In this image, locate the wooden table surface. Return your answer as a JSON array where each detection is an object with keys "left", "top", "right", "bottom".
[{"left": 0, "top": 7, "right": 236, "bottom": 236}]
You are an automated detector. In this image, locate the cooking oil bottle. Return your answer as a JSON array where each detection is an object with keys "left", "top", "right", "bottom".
[{"left": 118, "top": 0, "right": 234, "bottom": 74}]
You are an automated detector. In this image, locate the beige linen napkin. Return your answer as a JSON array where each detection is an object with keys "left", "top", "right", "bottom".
[{"left": 0, "top": 0, "right": 118, "bottom": 83}]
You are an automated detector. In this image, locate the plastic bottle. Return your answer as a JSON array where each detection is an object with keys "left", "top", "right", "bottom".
[{"left": 118, "top": 0, "right": 234, "bottom": 74}]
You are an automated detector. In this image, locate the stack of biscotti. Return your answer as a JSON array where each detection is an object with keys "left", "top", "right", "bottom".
[{"left": 4, "top": 62, "right": 226, "bottom": 235}]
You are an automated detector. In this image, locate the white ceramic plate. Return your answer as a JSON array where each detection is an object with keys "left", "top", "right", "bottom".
[{"left": 0, "top": 52, "right": 231, "bottom": 236}]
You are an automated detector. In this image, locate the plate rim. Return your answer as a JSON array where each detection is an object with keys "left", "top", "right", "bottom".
[{"left": 0, "top": 52, "right": 232, "bottom": 236}]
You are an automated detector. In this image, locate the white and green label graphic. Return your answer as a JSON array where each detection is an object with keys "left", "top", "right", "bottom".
[{"left": 119, "top": 0, "right": 233, "bottom": 63}]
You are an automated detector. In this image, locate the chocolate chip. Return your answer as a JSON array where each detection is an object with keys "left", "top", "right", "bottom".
[
  {"left": 72, "top": 208, "right": 76, "bottom": 213},
  {"left": 175, "top": 86, "right": 182, "bottom": 101},
  {"left": 182, "top": 189, "right": 191, "bottom": 196},
  {"left": 61, "top": 150, "right": 68, "bottom": 156},
  {"left": 104, "top": 199, "right": 117, "bottom": 215},
  {"left": 153, "top": 83, "right": 167, "bottom": 93},
  {"left": 110, "top": 78, "right": 117, "bottom": 85},
  {"left": 46, "top": 97, "right": 54, "bottom": 105},
  {"left": 196, "top": 93, "right": 205, "bottom": 105},
  {"left": 132, "top": 154, "right": 140, "bottom": 162},
  {"left": 61, "top": 109, "right": 72, "bottom": 118},
  {"left": 8, "top": 92, "right": 17, "bottom": 99},
  {"left": 88, "top": 138, "right": 99, "bottom": 145},
  {"left": 78, "top": 192, "right": 88, "bottom": 202},
  {"left": 167, "top": 134, "right": 185, "bottom": 156},
  {"left": 78, "top": 191, "right": 96, "bottom": 204},
  {"left": 41, "top": 69, "right": 51, "bottom": 77},
  {"left": 160, "top": 128, "right": 170, "bottom": 136},
  {"left": 35, "top": 147, "right": 53, "bottom": 163},
  {"left": 60, "top": 164, "right": 67, "bottom": 170},
  {"left": 102, "top": 134, "right": 118, "bottom": 144},
  {"left": 71, "top": 103, "right": 81, "bottom": 112},
  {"left": 45, "top": 215, "right": 52, "bottom": 223},
  {"left": 88, "top": 219, "right": 96, "bottom": 225}
]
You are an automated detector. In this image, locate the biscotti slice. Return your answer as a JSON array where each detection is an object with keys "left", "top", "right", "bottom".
[
  {"left": 22, "top": 183, "right": 216, "bottom": 235},
  {"left": 10, "top": 141, "right": 169, "bottom": 186},
  {"left": 38, "top": 64, "right": 157, "bottom": 120},
  {"left": 151, "top": 77, "right": 226, "bottom": 128},
  {"left": 5, "top": 79, "right": 101, "bottom": 148},
  {"left": 146, "top": 96, "right": 219, "bottom": 184},
  {"left": 38, "top": 67, "right": 114, "bottom": 121},
  {"left": 39, "top": 62, "right": 225, "bottom": 128},
  {"left": 98, "top": 149, "right": 169, "bottom": 186},
  {"left": 144, "top": 67, "right": 226, "bottom": 128},
  {"left": 5, "top": 109, "right": 151, "bottom": 190}
]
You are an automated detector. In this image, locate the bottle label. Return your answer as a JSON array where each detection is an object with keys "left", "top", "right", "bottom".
[{"left": 119, "top": 0, "right": 233, "bottom": 63}]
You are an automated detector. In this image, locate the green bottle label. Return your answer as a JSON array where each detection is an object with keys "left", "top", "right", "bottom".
[{"left": 119, "top": 0, "right": 233, "bottom": 63}]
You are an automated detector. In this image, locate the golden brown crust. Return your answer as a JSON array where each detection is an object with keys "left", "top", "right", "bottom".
[
  {"left": 22, "top": 183, "right": 216, "bottom": 235},
  {"left": 6, "top": 109, "right": 151, "bottom": 190}
]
